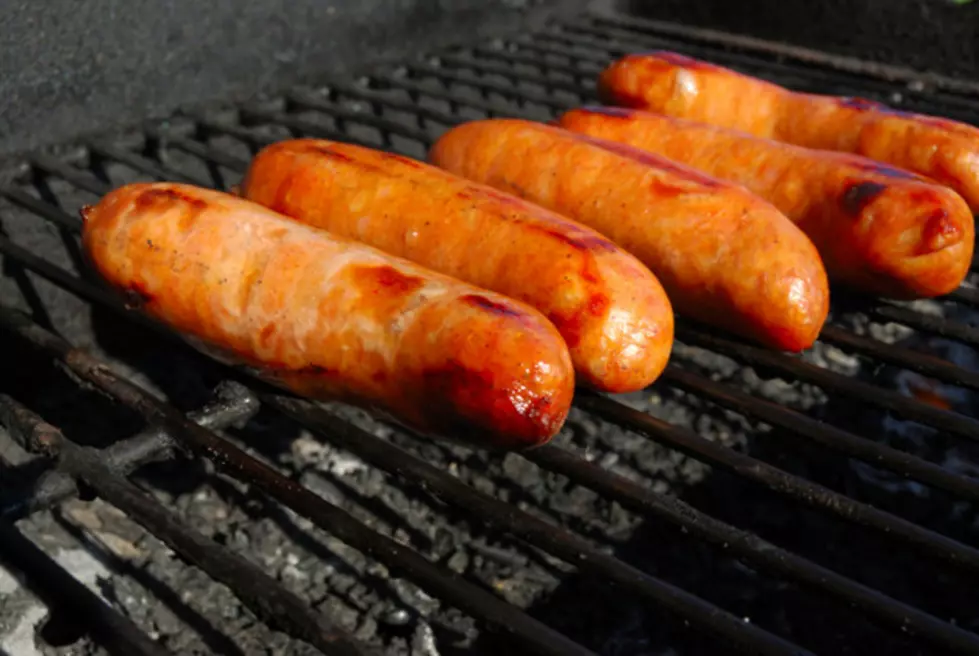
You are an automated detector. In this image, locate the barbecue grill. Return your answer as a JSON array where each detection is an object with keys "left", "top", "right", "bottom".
[{"left": 2, "top": 3, "right": 979, "bottom": 655}]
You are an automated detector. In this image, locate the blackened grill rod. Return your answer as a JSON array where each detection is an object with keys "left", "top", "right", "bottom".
[
  {"left": 422, "top": 56, "right": 590, "bottom": 96},
  {"left": 523, "top": 443, "right": 979, "bottom": 656},
  {"left": 661, "top": 365, "right": 979, "bottom": 503},
  {"left": 266, "top": 393, "right": 814, "bottom": 656},
  {"left": 0, "top": 381, "right": 259, "bottom": 521},
  {"left": 0, "top": 520, "right": 173, "bottom": 656},
  {"left": 0, "top": 394, "right": 375, "bottom": 656},
  {"left": 585, "top": 12, "right": 979, "bottom": 99},
  {"left": 0, "top": 307, "right": 600, "bottom": 656},
  {"left": 676, "top": 322, "right": 979, "bottom": 444},
  {"left": 577, "top": 391, "right": 979, "bottom": 574}
]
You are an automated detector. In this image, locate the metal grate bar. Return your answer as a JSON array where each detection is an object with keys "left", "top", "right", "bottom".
[
  {"left": 661, "top": 365, "right": 979, "bottom": 503},
  {"left": 466, "top": 46, "right": 601, "bottom": 76},
  {"left": 433, "top": 54, "right": 592, "bottom": 95},
  {"left": 268, "top": 394, "right": 814, "bottom": 656},
  {"left": 871, "top": 303, "right": 979, "bottom": 347},
  {"left": 290, "top": 85, "right": 460, "bottom": 133},
  {"left": 0, "top": 306, "right": 601, "bottom": 656},
  {"left": 523, "top": 443, "right": 979, "bottom": 656},
  {"left": 676, "top": 323, "right": 979, "bottom": 442},
  {"left": 0, "top": 393, "right": 373, "bottom": 656},
  {"left": 0, "top": 519, "right": 173, "bottom": 656},
  {"left": 87, "top": 141, "right": 211, "bottom": 187},
  {"left": 578, "top": 391, "right": 979, "bottom": 573},
  {"left": 584, "top": 11, "right": 979, "bottom": 98},
  {"left": 0, "top": 381, "right": 258, "bottom": 521},
  {"left": 818, "top": 324, "right": 979, "bottom": 391}
]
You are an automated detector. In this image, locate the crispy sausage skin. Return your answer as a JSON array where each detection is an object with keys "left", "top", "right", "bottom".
[
  {"left": 557, "top": 107, "right": 975, "bottom": 299},
  {"left": 81, "top": 182, "right": 575, "bottom": 449},
  {"left": 597, "top": 51, "right": 979, "bottom": 212},
  {"left": 428, "top": 119, "right": 830, "bottom": 352},
  {"left": 240, "top": 139, "right": 673, "bottom": 394}
]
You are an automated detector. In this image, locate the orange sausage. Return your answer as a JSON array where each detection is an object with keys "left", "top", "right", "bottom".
[
  {"left": 428, "top": 119, "right": 830, "bottom": 352},
  {"left": 240, "top": 139, "right": 673, "bottom": 393},
  {"left": 597, "top": 51, "right": 979, "bottom": 213},
  {"left": 81, "top": 182, "right": 575, "bottom": 450},
  {"left": 557, "top": 107, "right": 975, "bottom": 299}
]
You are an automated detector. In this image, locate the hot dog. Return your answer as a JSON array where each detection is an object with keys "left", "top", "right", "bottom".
[
  {"left": 597, "top": 51, "right": 979, "bottom": 213},
  {"left": 81, "top": 182, "right": 575, "bottom": 449},
  {"left": 428, "top": 119, "right": 830, "bottom": 352},
  {"left": 239, "top": 139, "right": 673, "bottom": 394},
  {"left": 556, "top": 106, "right": 975, "bottom": 299}
]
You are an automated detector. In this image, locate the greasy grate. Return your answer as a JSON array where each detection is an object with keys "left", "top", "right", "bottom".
[{"left": 2, "top": 8, "right": 979, "bottom": 656}]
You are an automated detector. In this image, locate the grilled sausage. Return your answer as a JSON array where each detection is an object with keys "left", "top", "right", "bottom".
[
  {"left": 556, "top": 106, "right": 975, "bottom": 299},
  {"left": 81, "top": 182, "right": 575, "bottom": 449},
  {"left": 597, "top": 51, "right": 979, "bottom": 213},
  {"left": 428, "top": 119, "right": 830, "bottom": 352},
  {"left": 239, "top": 138, "right": 673, "bottom": 393}
]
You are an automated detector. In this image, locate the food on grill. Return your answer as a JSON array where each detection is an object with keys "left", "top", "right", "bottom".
[
  {"left": 596, "top": 51, "right": 979, "bottom": 213},
  {"left": 239, "top": 138, "right": 674, "bottom": 393},
  {"left": 81, "top": 182, "right": 576, "bottom": 449},
  {"left": 556, "top": 107, "right": 975, "bottom": 299},
  {"left": 428, "top": 119, "right": 830, "bottom": 352}
]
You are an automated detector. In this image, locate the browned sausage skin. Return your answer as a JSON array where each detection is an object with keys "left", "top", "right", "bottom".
[
  {"left": 428, "top": 119, "right": 830, "bottom": 352},
  {"left": 239, "top": 138, "right": 674, "bottom": 394},
  {"left": 556, "top": 106, "right": 975, "bottom": 299},
  {"left": 81, "top": 182, "right": 576, "bottom": 449},
  {"left": 597, "top": 50, "right": 979, "bottom": 213}
]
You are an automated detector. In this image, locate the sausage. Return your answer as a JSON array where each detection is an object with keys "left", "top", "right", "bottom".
[
  {"left": 597, "top": 50, "right": 979, "bottom": 213},
  {"left": 81, "top": 182, "right": 575, "bottom": 450},
  {"left": 428, "top": 119, "right": 830, "bottom": 352},
  {"left": 556, "top": 106, "right": 975, "bottom": 299},
  {"left": 239, "top": 138, "right": 673, "bottom": 393}
]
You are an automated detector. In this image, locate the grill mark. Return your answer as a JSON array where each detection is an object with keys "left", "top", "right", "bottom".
[
  {"left": 358, "top": 264, "right": 425, "bottom": 297},
  {"left": 461, "top": 294, "right": 524, "bottom": 318},
  {"left": 571, "top": 130, "right": 722, "bottom": 188},
  {"left": 549, "top": 292, "right": 610, "bottom": 348},
  {"left": 840, "top": 181, "right": 888, "bottom": 216},
  {"left": 134, "top": 187, "right": 208, "bottom": 216}
]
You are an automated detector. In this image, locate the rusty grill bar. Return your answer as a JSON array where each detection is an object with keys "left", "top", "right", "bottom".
[{"left": 2, "top": 8, "right": 979, "bottom": 656}]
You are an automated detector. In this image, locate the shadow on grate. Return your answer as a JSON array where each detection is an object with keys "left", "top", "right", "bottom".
[{"left": 2, "top": 8, "right": 979, "bottom": 656}]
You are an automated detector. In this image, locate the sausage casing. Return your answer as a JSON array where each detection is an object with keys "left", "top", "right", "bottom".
[
  {"left": 597, "top": 51, "right": 979, "bottom": 213},
  {"left": 557, "top": 106, "right": 975, "bottom": 299},
  {"left": 240, "top": 138, "right": 674, "bottom": 393},
  {"left": 428, "top": 119, "right": 830, "bottom": 352},
  {"left": 81, "top": 182, "right": 575, "bottom": 449}
]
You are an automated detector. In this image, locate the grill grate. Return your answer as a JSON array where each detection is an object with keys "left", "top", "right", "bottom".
[{"left": 2, "top": 8, "right": 979, "bottom": 656}]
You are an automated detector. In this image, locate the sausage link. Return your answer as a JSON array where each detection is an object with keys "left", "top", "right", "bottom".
[
  {"left": 428, "top": 119, "right": 830, "bottom": 352},
  {"left": 597, "top": 51, "right": 979, "bottom": 212},
  {"left": 240, "top": 138, "right": 673, "bottom": 393},
  {"left": 81, "top": 182, "right": 575, "bottom": 449},
  {"left": 557, "top": 106, "right": 975, "bottom": 299}
]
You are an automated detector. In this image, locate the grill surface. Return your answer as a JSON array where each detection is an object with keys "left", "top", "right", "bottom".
[{"left": 2, "top": 8, "right": 979, "bottom": 656}]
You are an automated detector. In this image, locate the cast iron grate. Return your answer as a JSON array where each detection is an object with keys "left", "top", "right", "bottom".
[{"left": 2, "top": 8, "right": 979, "bottom": 656}]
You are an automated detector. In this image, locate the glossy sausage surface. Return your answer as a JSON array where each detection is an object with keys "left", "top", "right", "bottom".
[
  {"left": 557, "top": 106, "right": 975, "bottom": 299},
  {"left": 240, "top": 138, "right": 673, "bottom": 393},
  {"left": 429, "top": 119, "right": 830, "bottom": 352},
  {"left": 82, "top": 182, "right": 575, "bottom": 449},
  {"left": 597, "top": 51, "right": 979, "bottom": 212}
]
